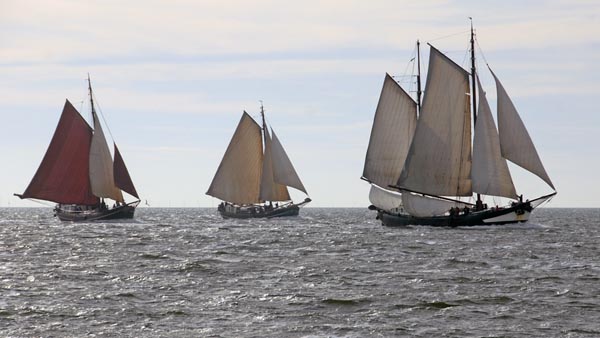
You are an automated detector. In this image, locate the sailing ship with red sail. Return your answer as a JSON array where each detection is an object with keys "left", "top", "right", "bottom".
[{"left": 15, "top": 76, "right": 140, "bottom": 221}]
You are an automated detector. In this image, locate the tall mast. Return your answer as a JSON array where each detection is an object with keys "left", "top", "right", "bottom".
[
  {"left": 259, "top": 100, "right": 268, "bottom": 149},
  {"left": 470, "top": 18, "right": 482, "bottom": 205},
  {"left": 416, "top": 40, "right": 422, "bottom": 115},
  {"left": 87, "top": 74, "right": 97, "bottom": 119}
]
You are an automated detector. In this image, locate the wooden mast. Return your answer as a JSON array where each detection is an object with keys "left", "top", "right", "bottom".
[
  {"left": 416, "top": 40, "right": 422, "bottom": 115},
  {"left": 470, "top": 18, "right": 482, "bottom": 207}
]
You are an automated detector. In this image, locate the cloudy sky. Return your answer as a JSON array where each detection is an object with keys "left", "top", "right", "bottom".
[{"left": 1, "top": 0, "right": 598, "bottom": 207}]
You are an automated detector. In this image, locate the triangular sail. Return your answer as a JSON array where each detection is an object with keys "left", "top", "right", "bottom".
[
  {"left": 398, "top": 46, "right": 473, "bottom": 196},
  {"left": 472, "top": 77, "right": 517, "bottom": 199},
  {"left": 490, "top": 67, "right": 555, "bottom": 190},
  {"left": 206, "top": 112, "right": 263, "bottom": 204},
  {"left": 363, "top": 73, "right": 417, "bottom": 188},
  {"left": 17, "top": 100, "right": 99, "bottom": 205},
  {"left": 113, "top": 143, "right": 139, "bottom": 199},
  {"left": 270, "top": 129, "right": 308, "bottom": 195},
  {"left": 89, "top": 112, "right": 124, "bottom": 202},
  {"left": 369, "top": 185, "right": 403, "bottom": 212},
  {"left": 259, "top": 127, "right": 291, "bottom": 201}
]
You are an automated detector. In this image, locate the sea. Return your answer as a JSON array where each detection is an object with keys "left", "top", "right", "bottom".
[{"left": 0, "top": 207, "right": 598, "bottom": 337}]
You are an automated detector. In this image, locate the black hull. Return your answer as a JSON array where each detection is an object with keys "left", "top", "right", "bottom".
[
  {"left": 55, "top": 201, "right": 139, "bottom": 222},
  {"left": 376, "top": 202, "right": 533, "bottom": 227},
  {"left": 218, "top": 198, "right": 311, "bottom": 219}
]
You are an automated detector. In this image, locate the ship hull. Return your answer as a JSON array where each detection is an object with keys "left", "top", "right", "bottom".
[
  {"left": 55, "top": 201, "right": 139, "bottom": 222},
  {"left": 218, "top": 198, "right": 311, "bottom": 219},
  {"left": 376, "top": 202, "right": 533, "bottom": 227}
]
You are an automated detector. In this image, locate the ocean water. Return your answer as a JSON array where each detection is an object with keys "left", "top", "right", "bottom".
[{"left": 0, "top": 207, "right": 599, "bottom": 337}]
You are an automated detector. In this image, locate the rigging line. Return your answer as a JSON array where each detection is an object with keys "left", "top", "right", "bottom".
[
  {"left": 426, "top": 29, "right": 470, "bottom": 42},
  {"left": 92, "top": 92, "right": 117, "bottom": 145}
]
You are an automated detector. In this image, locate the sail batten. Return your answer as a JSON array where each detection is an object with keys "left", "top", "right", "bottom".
[
  {"left": 363, "top": 73, "right": 417, "bottom": 188},
  {"left": 398, "top": 46, "right": 473, "bottom": 197},
  {"left": 491, "top": 67, "right": 555, "bottom": 190},
  {"left": 18, "top": 100, "right": 99, "bottom": 205},
  {"left": 206, "top": 112, "right": 264, "bottom": 204},
  {"left": 472, "top": 77, "right": 517, "bottom": 199}
]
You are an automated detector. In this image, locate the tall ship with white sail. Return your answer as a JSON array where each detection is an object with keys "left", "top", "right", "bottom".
[
  {"left": 206, "top": 104, "right": 311, "bottom": 218},
  {"left": 16, "top": 76, "right": 140, "bottom": 221},
  {"left": 362, "top": 23, "right": 556, "bottom": 227}
]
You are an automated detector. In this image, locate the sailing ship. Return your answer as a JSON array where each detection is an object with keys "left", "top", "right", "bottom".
[
  {"left": 206, "top": 104, "right": 311, "bottom": 218},
  {"left": 15, "top": 76, "right": 140, "bottom": 222},
  {"left": 362, "top": 23, "right": 556, "bottom": 227}
]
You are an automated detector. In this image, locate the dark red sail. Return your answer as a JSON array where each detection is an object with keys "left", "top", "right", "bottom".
[
  {"left": 18, "top": 100, "right": 99, "bottom": 205},
  {"left": 113, "top": 143, "right": 139, "bottom": 199}
]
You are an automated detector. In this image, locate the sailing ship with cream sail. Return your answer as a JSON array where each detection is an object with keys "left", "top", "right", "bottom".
[
  {"left": 207, "top": 104, "right": 311, "bottom": 218},
  {"left": 362, "top": 24, "right": 556, "bottom": 227},
  {"left": 15, "top": 76, "right": 140, "bottom": 221}
]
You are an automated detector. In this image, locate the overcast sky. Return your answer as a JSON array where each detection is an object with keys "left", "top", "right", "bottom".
[{"left": 1, "top": 0, "right": 598, "bottom": 207}]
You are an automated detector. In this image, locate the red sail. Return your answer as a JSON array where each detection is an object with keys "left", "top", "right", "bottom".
[
  {"left": 113, "top": 143, "right": 139, "bottom": 199},
  {"left": 18, "top": 100, "right": 99, "bottom": 205}
]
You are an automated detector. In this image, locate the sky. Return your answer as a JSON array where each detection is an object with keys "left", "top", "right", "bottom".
[{"left": 1, "top": 0, "right": 599, "bottom": 208}]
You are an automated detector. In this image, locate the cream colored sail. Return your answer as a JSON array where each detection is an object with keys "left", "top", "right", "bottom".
[
  {"left": 472, "top": 77, "right": 517, "bottom": 199},
  {"left": 402, "top": 193, "right": 470, "bottom": 217},
  {"left": 398, "top": 46, "right": 472, "bottom": 196},
  {"left": 270, "top": 129, "right": 308, "bottom": 194},
  {"left": 490, "top": 67, "right": 555, "bottom": 190},
  {"left": 363, "top": 73, "right": 417, "bottom": 188},
  {"left": 89, "top": 112, "right": 124, "bottom": 202},
  {"left": 259, "top": 127, "right": 291, "bottom": 201},
  {"left": 369, "top": 185, "right": 403, "bottom": 212},
  {"left": 206, "top": 112, "right": 264, "bottom": 204}
]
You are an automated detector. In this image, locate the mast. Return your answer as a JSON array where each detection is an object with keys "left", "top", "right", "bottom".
[
  {"left": 259, "top": 100, "right": 268, "bottom": 150},
  {"left": 469, "top": 18, "right": 482, "bottom": 205},
  {"left": 416, "top": 40, "right": 422, "bottom": 115},
  {"left": 87, "top": 74, "right": 96, "bottom": 119}
]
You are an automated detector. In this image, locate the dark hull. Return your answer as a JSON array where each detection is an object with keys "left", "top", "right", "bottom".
[
  {"left": 218, "top": 198, "right": 311, "bottom": 219},
  {"left": 55, "top": 201, "right": 139, "bottom": 222},
  {"left": 377, "top": 202, "right": 533, "bottom": 227}
]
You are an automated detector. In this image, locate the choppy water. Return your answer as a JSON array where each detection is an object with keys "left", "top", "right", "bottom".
[{"left": 0, "top": 207, "right": 599, "bottom": 337}]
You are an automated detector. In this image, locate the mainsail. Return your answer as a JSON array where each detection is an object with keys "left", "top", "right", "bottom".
[
  {"left": 363, "top": 73, "right": 417, "bottom": 188},
  {"left": 398, "top": 46, "right": 473, "bottom": 197},
  {"left": 472, "top": 77, "right": 517, "bottom": 199},
  {"left": 18, "top": 100, "right": 99, "bottom": 205},
  {"left": 206, "top": 112, "right": 264, "bottom": 204},
  {"left": 491, "top": 67, "right": 555, "bottom": 190}
]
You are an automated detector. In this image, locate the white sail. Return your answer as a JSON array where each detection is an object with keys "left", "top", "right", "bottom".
[
  {"left": 491, "top": 67, "right": 555, "bottom": 190},
  {"left": 270, "top": 128, "right": 308, "bottom": 194},
  {"left": 472, "top": 77, "right": 517, "bottom": 199},
  {"left": 206, "top": 112, "right": 264, "bottom": 204},
  {"left": 368, "top": 185, "right": 403, "bottom": 212},
  {"left": 402, "top": 193, "right": 470, "bottom": 217},
  {"left": 363, "top": 73, "right": 417, "bottom": 188},
  {"left": 89, "top": 112, "right": 124, "bottom": 202},
  {"left": 259, "top": 127, "right": 291, "bottom": 202},
  {"left": 398, "top": 46, "right": 472, "bottom": 196}
]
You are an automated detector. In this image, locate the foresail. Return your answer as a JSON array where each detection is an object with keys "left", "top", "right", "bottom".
[
  {"left": 206, "top": 112, "right": 263, "bottom": 204},
  {"left": 472, "top": 77, "right": 517, "bottom": 199},
  {"left": 18, "top": 100, "right": 99, "bottom": 205},
  {"left": 270, "top": 128, "right": 308, "bottom": 195},
  {"left": 490, "top": 67, "right": 555, "bottom": 190},
  {"left": 402, "top": 193, "right": 470, "bottom": 217},
  {"left": 89, "top": 113, "right": 124, "bottom": 202},
  {"left": 363, "top": 73, "right": 417, "bottom": 188},
  {"left": 113, "top": 143, "right": 139, "bottom": 199},
  {"left": 259, "top": 127, "right": 291, "bottom": 202},
  {"left": 398, "top": 46, "right": 472, "bottom": 196},
  {"left": 369, "top": 185, "right": 403, "bottom": 212}
]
